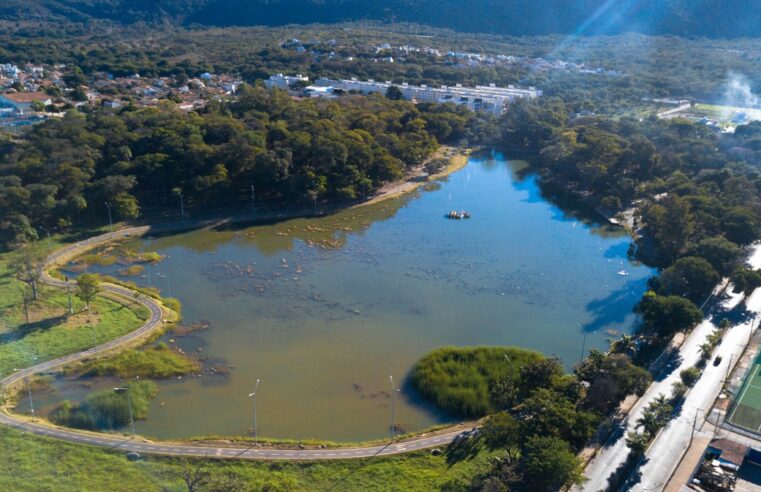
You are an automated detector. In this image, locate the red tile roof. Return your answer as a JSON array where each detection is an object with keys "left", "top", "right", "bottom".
[{"left": 1, "top": 92, "right": 51, "bottom": 103}]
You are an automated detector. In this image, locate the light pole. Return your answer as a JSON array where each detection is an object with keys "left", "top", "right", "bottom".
[
  {"left": 750, "top": 316, "right": 758, "bottom": 346},
  {"left": 312, "top": 180, "right": 318, "bottom": 215},
  {"left": 26, "top": 378, "right": 35, "bottom": 422},
  {"left": 20, "top": 288, "right": 29, "bottom": 324},
  {"left": 251, "top": 185, "right": 255, "bottom": 217},
  {"left": 65, "top": 275, "right": 73, "bottom": 315},
  {"left": 248, "top": 379, "right": 260, "bottom": 446},
  {"left": 578, "top": 323, "right": 588, "bottom": 365},
  {"left": 146, "top": 264, "right": 151, "bottom": 290},
  {"left": 105, "top": 202, "right": 113, "bottom": 233},
  {"left": 89, "top": 323, "right": 97, "bottom": 348},
  {"left": 165, "top": 274, "right": 172, "bottom": 298},
  {"left": 114, "top": 387, "right": 136, "bottom": 437},
  {"left": 389, "top": 375, "right": 400, "bottom": 441},
  {"left": 39, "top": 225, "right": 52, "bottom": 252}
]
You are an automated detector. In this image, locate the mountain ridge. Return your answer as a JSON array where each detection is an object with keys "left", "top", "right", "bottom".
[{"left": 2, "top": 0, "right": 760, "bottom": 39}]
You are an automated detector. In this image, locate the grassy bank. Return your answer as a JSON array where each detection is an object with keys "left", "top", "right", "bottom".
[
  {"left": 82, "top": 343, "right": 199, "bottom": 379},
  {"left": 0, "top": 425, "right": 498, "bottom": 491},
  {"left": 0, "top": 236, "right": 150, "bottom": 378}
]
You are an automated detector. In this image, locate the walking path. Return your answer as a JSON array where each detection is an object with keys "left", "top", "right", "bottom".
[{"left": 0, "top": 226, "right": 465, "bottom": 460}]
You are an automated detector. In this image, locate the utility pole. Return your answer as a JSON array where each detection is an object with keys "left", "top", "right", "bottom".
[
  {"left": 105, "top": 202, "right": 113, "bottom": 233},
  {"left": 725, "top": 354, "right": 734, "bottom": 385},
  {"left": 690, "top": 409, "right": 699, "bottom": 447},
  {"left": 21, "top": 288, "right": 29, "bottom": 325},
  {"left": 26, "top": 378, "right": 35, "bottom": 422},
  {"left": 750, "top": 316, "right": 758, "bottom": 346},
  {"left": 248, "top": 379, "right": 261, "bottom": 446},
  {"left": 65, "top": 276, "right": 73, "bottom": 315}
]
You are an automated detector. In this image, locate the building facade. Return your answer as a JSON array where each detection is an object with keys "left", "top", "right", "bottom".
[{"left": 314, "top": 78, "right": 541, "bottom": 114}]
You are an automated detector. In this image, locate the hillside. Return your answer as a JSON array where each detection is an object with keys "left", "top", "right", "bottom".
[{"left": 3, "top": 0, "right": 761, "bottom": 38}]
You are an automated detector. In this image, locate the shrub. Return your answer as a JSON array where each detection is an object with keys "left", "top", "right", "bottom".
[
  {"left": 51, "top": 381, "right": 157, "bottom": 430},
  {"left": 680, "top": 367, "right": 700, "bottom": 387},
  {"left": 162, "top": 297, "right": 182, "bottom": 317}
]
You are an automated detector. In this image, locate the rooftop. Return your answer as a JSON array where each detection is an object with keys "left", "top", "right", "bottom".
[{"left": 1, "top": 91, "right": 51, "bottom": 103}]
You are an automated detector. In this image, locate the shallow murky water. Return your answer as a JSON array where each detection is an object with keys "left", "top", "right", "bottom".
[{"left": 24, "top": 152, "right": 653, "bottom": 441}]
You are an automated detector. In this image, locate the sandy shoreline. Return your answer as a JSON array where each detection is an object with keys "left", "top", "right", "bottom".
[{"left": 354, "top": 145, "right": 470, "bottom": 207}]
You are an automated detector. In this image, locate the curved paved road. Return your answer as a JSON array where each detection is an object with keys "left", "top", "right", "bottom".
[{"left": 0, "top": 227, "right": 462, "bottom": 460}]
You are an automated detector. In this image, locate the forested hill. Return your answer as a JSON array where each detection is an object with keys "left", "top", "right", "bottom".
[{"left": 5, "top": 0, "right": 761, "bottom": 39}]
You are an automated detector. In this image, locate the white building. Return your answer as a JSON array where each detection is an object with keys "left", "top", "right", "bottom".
[
  {"left": 303, "top": 85, "right": 335, "bottom": 98},
  {"left": 0, "top": 92, "right": 52, "bottom": 113},
  {"left": 264, "top": 73, "right": 309, "bottom": 90},
  {"left": 314, "top": 78, "right": 541, "bottom": 115}
]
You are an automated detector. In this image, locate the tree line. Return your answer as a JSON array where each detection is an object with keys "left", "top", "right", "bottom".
[{"left": 0, "top": 85, "right": 493, "bottom": 249}]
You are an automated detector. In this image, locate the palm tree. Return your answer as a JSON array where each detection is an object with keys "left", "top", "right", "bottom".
[{"left": 636, "top": 410, "right": 661, "bottom": 437}]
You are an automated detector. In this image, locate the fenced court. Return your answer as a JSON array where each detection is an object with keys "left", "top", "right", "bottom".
[{"left": 728, "top": 353, "right": 761, "bottom": 433}]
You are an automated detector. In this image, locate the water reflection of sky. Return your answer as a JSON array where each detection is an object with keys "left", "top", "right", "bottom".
[{"left": 45, "top": 152, "right": 653, "bottom": 441}]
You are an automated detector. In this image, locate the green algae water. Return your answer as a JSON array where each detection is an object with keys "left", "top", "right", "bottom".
[{"left": 27, "top": 152, "right": 652, "bottom": 441}]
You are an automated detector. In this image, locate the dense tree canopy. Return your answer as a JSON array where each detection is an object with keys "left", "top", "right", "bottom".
[{"left": 0, "top": 86, "right": 493, "bottom": 250}]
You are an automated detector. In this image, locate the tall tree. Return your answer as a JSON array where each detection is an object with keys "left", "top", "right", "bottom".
[
  {"left": 10, "top": 246, "right": 43, "bottom": 300},
  {"left": 521, "top": 435, "right": 585, "bottom": 491},
  {"left": 76, "top": 273, "right": 100, "bottom": 310}
]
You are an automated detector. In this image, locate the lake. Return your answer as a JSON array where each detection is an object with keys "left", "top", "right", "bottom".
[{"left": 24, "top": 152, "right": 653, "bottom": 441}]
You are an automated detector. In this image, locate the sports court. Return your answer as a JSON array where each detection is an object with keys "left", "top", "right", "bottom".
[{"left": 729, "top": 353, "right": 761, "bottom": 433}]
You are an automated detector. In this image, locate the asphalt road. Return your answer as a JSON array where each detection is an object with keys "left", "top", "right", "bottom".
[
  {"left": 0, "top": 228, "right": 462, "bottom": 460},
  {"left": 630, "top": 246, "right": 761, "bottom": 491},
  {"left": 580, "top": 244, "right": 761, "bottom": 491}
]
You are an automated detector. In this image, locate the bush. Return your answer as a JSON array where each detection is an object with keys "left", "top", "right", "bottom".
[
  {"left": 51, "top": 381, "right": 157, "bottom": 430},
  {"left": 680, "top": 367, "right": 700, "bottom": 387},
  {"left": 410, "top": 346, "right": 543, "bottom": 418},
  {"left": 162, "top": 297, "right": 182, "bottom": 317}
]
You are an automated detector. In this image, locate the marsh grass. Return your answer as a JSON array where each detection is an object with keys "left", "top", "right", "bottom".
[
  {"left": 410, "top": 346, "right": 544, "bottom": 418},
  {"left": 83, "top": 343, "right": 199, "bottom": 379}
]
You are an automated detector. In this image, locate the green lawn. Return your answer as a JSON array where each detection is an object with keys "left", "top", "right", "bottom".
[
  {"left": 0, "top": 232, "right": 149, "bottom": 378},
  {"left": 0, "top": 425, "right": 497, "bottom": 491}
]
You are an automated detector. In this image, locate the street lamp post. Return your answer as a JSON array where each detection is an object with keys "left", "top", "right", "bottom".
[
  {"left": 114, "top": 387, "right": 136, "bottom": 437},
  {"left": 312, "top": 181, "right": 318, "bottom": 215},
  {"left": 248, "top": 379, "right": 261, "bottom": 446},
  {"left": 578, "top": 323, "right": 588, "bottom": 365},
  {"left": 105, "top": 202, "right": 113, "bottom": 233},
  {"left": 89, "top": 323, "right": 97, "bottom": 348},
  {"left": 39, "top": 226, "right": 52, "bottom": 252},
  {"left": 251, "top": 185, "right": 256, "bottom": 217},
  {"left": 65, "top": 276, "right": 73, "bottom": 315},
  {"left": 26, "top": 378, "right": 36, "bottom": 422},
  {"left": 389, "top": 375, "right": 400, "bottom": 441}
]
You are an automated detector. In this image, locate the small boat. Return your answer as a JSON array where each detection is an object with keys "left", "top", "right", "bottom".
[
  {"left": 617, "top": 270, "right": 630, "bottom": 276},
  {"left": 445, "top": 210, "right": 471, "bottom": 220}
]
